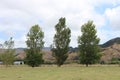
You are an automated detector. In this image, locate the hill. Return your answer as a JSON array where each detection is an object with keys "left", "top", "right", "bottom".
[
  {"left": 0, "top": 37, "right": 120, "bottom": 63},
  {"left": 101, "top": 37, "right": 120, "bottom": 63},
  {"left": 101, "top": 37, "right": 120, "bottom": 48}
]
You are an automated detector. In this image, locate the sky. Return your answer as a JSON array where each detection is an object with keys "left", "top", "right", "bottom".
[{"left": 0, "top": 0, "right": 120, "bottom": 48}]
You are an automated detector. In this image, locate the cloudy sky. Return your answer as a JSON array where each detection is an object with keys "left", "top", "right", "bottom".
[{"left": 0, "top": 0, "right": 120, "bottom": 48}]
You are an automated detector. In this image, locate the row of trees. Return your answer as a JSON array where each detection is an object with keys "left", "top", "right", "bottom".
[
  {"left": 25, "top": 17, "right": 101, "bottom": 67},
  {"left": 0, "top": 17, "right": 101, "bottom": 67}
]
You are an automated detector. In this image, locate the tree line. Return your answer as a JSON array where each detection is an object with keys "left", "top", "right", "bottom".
[{"left": 0, "top": 17, "right": 101, "bottom": 67}]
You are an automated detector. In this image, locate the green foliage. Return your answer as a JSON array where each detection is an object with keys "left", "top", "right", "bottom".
[
  {"left": 25, "top": 25, "right": 44, "bottom": 67},
  {"left": 78, "top": 20, "right": 101, "bottom": 67},
  {"left": 0, "top": 37, "right": 15, "bottom": 66},
  {"left": 109, "top": 57, "right": 120, "bottom": 64},
  {"left": 0, "top": 51, "right": 15, "bottom": 66},
  {"left": 26, "top": 25, "right": 44, "bottom": 51},
  {"left": 24, "top": 50, "right": 44, "bottom": 67},
  {"left": 51, "top": 17, "right": 71, "bottom": 67}
]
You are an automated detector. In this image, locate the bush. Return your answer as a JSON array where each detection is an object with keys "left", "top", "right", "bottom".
[
  {"left": 109, "top": 61, "right": 120, "bottom": 64},
  {"left": 108, "top": 57, "right": 120, "bottom": 64},
  {"left": 43, "top": 60, "right": 56, "bottom": 65}
]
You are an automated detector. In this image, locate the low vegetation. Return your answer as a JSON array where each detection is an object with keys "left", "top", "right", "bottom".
[{"left": 0, "top": 65, "right": 120, "bottom": 80}]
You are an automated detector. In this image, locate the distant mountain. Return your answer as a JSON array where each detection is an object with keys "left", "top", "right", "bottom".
[
  {"left": 100, "top": 37, "right": 120, "bottom": 63},
  {"left": 15, "top": 48, "right": 25, "bottom": 52},
  {"left": 42, "top": 47, "right": 51, "bottom": 51},
  {"left": 101, "top": 37, "right": 120, "bottom": 48},
  {"left": 15, "top": 47, "right": 51, "bottom": 52}
]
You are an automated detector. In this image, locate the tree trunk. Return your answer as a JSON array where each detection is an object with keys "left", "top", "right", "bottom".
[
  {"left": 86, "top": 64, "right": 88, "bottom": 67},
  {"left": 57, "top": 64, "right": 61, "bottom": 67}
]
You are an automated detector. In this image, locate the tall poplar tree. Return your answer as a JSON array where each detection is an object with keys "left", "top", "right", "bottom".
[
  {"left": 51, "top": 17, "right": 71, "bottom": 67},
  {"left": 78, "top": 20, "right": 101, "bottom": 67}
]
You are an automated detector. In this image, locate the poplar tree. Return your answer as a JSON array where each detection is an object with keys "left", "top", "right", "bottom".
[
  {"left": 25, "top": 25, "right": 44, "bottom": 67},
  {"left": 52, "top": 17, "right": 71, "bottom": 67},
  {"left": 78, "top": 21, "right": 101, "bottom": 67}
]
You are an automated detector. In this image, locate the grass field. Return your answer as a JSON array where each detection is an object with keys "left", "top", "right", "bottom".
[{"left": 0, "top": 65, "right": 120, "bottom": 80}]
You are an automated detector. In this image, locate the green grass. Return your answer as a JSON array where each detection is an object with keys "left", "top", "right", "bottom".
[{"left": 0, "top": 65, "right": 120, "bottom": 80}]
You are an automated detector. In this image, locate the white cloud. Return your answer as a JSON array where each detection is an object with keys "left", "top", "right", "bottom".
[
  {"left": 105, "top": 6, "right": 120, "bottom": 30},
  {"left": 0, "top": 0, "right": 119, "bottom": 47},
  {"left": 14, "top": 35, "right": 27, "bottom": 48},
  {"left": 88, "top": 0, "right": 120, "bottom": 7}
]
